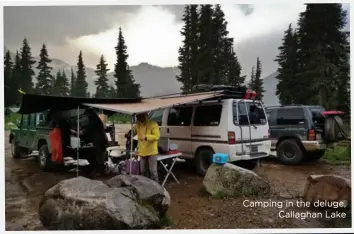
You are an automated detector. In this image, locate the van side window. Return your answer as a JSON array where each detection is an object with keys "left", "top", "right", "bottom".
[
  {"left": 194, "top": 105, "right": 222, "bottom": 126},
  {"left": 277, "top": 108, "right": 305, "bottom": 125},
  {"left": 150, "top": 109, "right": 164, "bottom": 126},
  {"left": 167, "top": 107, "right": 193, "bottom": 126}
]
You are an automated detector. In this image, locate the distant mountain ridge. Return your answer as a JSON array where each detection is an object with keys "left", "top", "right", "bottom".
[
  {"left": 4, "top": 47, "right": 182, "bottom": 97},
  {"left": 4, "top": 46, "right": 279, "bottom": 105}
]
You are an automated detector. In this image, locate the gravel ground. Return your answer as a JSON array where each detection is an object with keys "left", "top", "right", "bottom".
[{"left": 4, "top": 127, "right": 352, "bottom": 230}]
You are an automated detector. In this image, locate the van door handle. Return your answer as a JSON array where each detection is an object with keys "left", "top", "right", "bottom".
[{"left": 167, "top": 128, "right": 170, "bottom": 133}]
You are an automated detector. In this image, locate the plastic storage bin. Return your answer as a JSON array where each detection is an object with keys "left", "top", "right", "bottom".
[{"left": 212, "top": 153, "right": 229, "bottom": 165}]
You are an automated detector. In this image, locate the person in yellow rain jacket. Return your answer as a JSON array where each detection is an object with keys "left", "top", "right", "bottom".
[{"left": 132, "top": 112, "right": 160, "bottom": 182}]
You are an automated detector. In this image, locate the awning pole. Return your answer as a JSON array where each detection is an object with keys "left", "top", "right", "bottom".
[
  {"left": 76, "top": 105, "right": 80, "bottom": 177},
  {"left": 129, "top": 114, "right": 136, "bottom": 175}
]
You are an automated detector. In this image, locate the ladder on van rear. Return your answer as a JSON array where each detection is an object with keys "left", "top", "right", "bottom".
[{"left": 238, "top": 100, "right": 254, "bottom": 155}]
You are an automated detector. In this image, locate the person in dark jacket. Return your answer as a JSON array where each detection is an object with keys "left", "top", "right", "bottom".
[{"left": 83, "top": 109, "right": 108, "bottom": 177}]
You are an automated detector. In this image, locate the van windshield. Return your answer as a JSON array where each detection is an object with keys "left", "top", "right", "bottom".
[{"left": 233, "top": 101, "right": 267, "bottom": 125}]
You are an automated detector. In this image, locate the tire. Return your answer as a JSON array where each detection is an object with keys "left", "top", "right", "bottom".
[
  {"left": 234, "top": 159, "right": 259, "bottom": 170},
  {"left": 38, "top": 144, "right": 52, "bottom": 171},
  {"left": 306, "top": 150, "right": 325, "bottom": 162},
  {"left": 195, "top": 148, "right": 214, "bottom": 176},
  {"left": 277, "top": 139, "right": 304, "bottom": 165},
  {"left": 11, "top": 141, "right": 21, "bottom": 159}
]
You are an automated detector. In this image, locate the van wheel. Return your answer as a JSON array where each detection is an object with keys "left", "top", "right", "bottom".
[
  {"left": 306, "top": 150, "right": 325, "bottom": 162},
  {"left": 38, "top": 144, "right": 52, "bottom": 171},
  {"left": 11, "top": 141, "right": 21, "bottom": 159},
  {"left": 277, "top": 139, "right": 304, "bottom": 165},
  {"left": 195, "top": 148, "right": 214, "bottom": 176}
]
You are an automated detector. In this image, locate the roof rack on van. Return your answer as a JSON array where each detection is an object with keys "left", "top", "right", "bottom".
[
  {"left": 190, "top": 84, "right": 257, "bottom": 100},
  {"left": 146, "top": 84, "right": 257, "bottom": 101},
  {"left": 265, "top": 104, "right": 304, "bottom": 109}
]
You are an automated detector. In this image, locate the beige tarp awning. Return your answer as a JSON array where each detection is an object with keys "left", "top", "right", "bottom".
[{"left": 84, "top": 91, "right": 223, "bottom": 115}]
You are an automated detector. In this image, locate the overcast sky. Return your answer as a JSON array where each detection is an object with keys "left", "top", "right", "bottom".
[{"left": 3, "top": 4, "right": 350, "bottom": 78}]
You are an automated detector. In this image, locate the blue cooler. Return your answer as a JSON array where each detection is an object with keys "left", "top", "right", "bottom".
[{"left": 213, "top": 153, "right": 229, "bottom": 165}]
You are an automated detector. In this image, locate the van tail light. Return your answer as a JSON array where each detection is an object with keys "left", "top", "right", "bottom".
[
  {"left": 308, "top": 129, "right": 316, "bottom": 141},
  {"left": 228, "top": 131, "right": 236, "bottom": 145}
]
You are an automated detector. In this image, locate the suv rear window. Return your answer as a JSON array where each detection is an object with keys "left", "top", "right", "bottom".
[
  {"left": 194, "top": 105, "right": 222, "bottom": 126},
  {"left": 308, "top": 106, "right": 326, "bottom": 125},
  {"left": 277, "top": 108, "right": 305, "bottom": 125},
  {"left": 308, "top": 106, "right": 325, "bottom": 118},
  {"left": 234, "top": 101, "right": 266, "bottom": 125}
]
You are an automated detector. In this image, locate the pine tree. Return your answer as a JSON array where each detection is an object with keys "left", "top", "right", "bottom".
[
  {"left": 224, "top": 38, "right": 244, "bottom": 86},
  {"left": 94, "top": 55, "right": 110, "bottom": 98},
  {"left": 296, "top": 4, "right": 348, "bottom": 108},
  {"left": 74, "top": 51, "right": 88, "bottom": 97},
  {"left": 53, "top": 70, "right": 70, "bottom": 96},
  {"left": 275, "top": 24, "right": 298, "bottom": 105},
  {"left": 253, "top": 57, "right": 265, "bottom": 101},
  {"left": 212, "top": 4, "right": 229, "bottom": 85},
  {"left": 176, "top": 5, "right": 199, "bottom": 93},
  {"left": 114, "top": 27, "right": 140, "bottom": 98},
  {"left": 249, "top": 66, "right": 255, "bottom": 89},
  {"left": 196, "top": 5, "right": 215, "bottom": 84},
  {"left": 60, "top": 70, "right": 70, "bottom": 96},
  {"left": 20, "top": 38, "right": 36, "bottom": 94},
  {"left": 4, "top": 50, "right": 14, "bottom": 107},
  {"left": 70, "top": 68, "right": 76, "bottom": 96},
  {"left": 53, "top": 71, "right": 61, "bottom": 95},
  {"left": 108, "top": 86, "right": 117, "bottom": 98},
  {"left": 334, "top": 29, "right": 350, "bottom": 115},
  {"left": 35, "top": 44, "right": 53, "bottom": 95},
  {"left": 12, "top": 51, "right": 22, "bottom": 105},
  {"left": 176, "top": 5, "right": 192, "bottom": 93},
  {"left": 190, "top": 5, "right": 199, "bottom": 89}
]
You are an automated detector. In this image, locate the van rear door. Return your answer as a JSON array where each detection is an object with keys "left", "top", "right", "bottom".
[{"left": 233, "top": 100, "right": 269, "bottom": 155}]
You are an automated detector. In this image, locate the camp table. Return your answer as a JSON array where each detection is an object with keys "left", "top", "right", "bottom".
[
  {"left": 157, "top": 152, "right": 182, "bottom": 187},
  {"left": 106, "top": 146, "right": 182, "bottom": 187}
]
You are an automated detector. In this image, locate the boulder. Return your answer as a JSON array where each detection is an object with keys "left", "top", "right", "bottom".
[
  {"left": 303, "top": 175, "right": 351, "bottom": 207},
  {"left": 105, "top": 175, "right": 171, "bottom": 217},
  {"left": 39, "top": 176, "right": 162, "bottom": 230},
  {"left": 202, "top": 163, "right": 270, "bottom": 197}
]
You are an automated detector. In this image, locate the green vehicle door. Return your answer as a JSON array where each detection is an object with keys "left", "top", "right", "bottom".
[
  {"left": 26, "top": 113, "right": 37, "bottom": 149},
  {"left": 18, "top": 114, "right": 29, "bottom": 147}
]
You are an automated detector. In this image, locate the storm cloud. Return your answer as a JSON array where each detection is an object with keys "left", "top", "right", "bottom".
[{"left": 3, "top": 4, "right": 350, "bottom": 79}]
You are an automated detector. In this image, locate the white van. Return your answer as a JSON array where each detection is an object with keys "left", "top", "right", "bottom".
[{"left": 149, "top": 96, "right": 271, "bottom": 176}]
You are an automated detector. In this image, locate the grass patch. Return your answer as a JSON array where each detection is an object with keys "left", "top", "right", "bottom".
[
  {"left": 324, "top": 145, "right": 351, "bottom": 166},
  {"left": 140, "top": 202, "right": 159, "bottom": 217},
  {"left": 139, "top": 201, "right": 175, "bottom": 227},
  {"left": 160, "top": 214, "right": 175, "bottom": 227},
  {"left": 211, "top": 191, "right": 227, "bottom": 199},
  {"left": 4, "top": 112, "right": 21, "bottom": 131}
]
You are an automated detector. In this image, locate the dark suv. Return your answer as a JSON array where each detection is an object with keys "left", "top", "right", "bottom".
[{"left": 265, "top": 105, "right": 345, "bottom": 165}]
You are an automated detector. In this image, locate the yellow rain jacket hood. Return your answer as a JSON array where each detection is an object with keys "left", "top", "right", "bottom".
[{"left": 133, "top": 113, "right": 160, "bottom": 156}]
